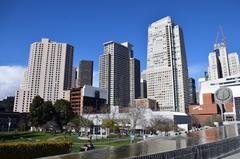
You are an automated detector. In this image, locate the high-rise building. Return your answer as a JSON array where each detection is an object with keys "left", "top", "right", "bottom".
[
  {"left": 146, "top": 16, "right": 189, "bottom": 112},
  {"left": 129, "top": 58, "right": 140, "bottom": 105},
  {"left": 140, "top": 70, "right": 147, "bottom": 98},
  {"left": 188, "top": 78, "right": 197, "bottom": 105},
  {"left": 214, "top": 43, "right": 230, "bottom": 78},
  {"left": 14, "top": 38, "right": 73, "bottom": 112},
  {"left": 99, "top": 41, "right": 140, "bottom": 107},
  {"left": 208, "top": 32, "right": 240, "bottom": 80},
  {"left": 208, "top": 51, "right": 222, "bottom": 80},
  {"left": 228, "top": 52, "right": 240, "bottom": 75},
  {"left": 71, "top": 67, "right": 78, "bottom": 88},
  {"left": 78, "top": 60, "right": 93, "bottom": 87}
]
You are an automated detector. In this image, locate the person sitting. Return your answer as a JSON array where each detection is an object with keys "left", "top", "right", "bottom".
[{"left": 80, "top": 140, "right": 94, "bottom": 151}]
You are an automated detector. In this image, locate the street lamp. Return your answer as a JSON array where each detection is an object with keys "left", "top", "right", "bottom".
[{"left": 8, "top": 117, "right": 11, "bottom": 132}]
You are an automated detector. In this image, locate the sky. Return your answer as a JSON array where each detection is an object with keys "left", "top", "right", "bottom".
[{"left": 1, "top": 0, "right": 240, "bottom": 99}]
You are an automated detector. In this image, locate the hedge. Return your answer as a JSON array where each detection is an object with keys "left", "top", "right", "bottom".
[{"left": 0, "top": 141, "right": 72, "bottom": 159}]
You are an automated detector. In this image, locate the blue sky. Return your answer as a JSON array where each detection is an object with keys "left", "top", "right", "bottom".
[{"left": 0, "top": 0, "right": 240, "bottom": 98}]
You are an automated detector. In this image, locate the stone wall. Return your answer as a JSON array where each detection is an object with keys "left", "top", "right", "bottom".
[{"left": 129, "top": 136, "right": 240, "bottom": 159}]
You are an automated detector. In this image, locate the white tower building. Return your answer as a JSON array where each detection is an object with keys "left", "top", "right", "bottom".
[
  {"left": 228, "top": 52, "right": 240, "bottom": 75},
  {"left": 214, "top": 43, "right": 230, "bottom": 78},
  {"left": 208, "top": 51, "right": 222, "bottom": 80},
  {"left": 14, "top": 38, "right": 73, "bottom": 112},
  {"left": 146, "top": 16, "right": 189, "bottom": 112}
]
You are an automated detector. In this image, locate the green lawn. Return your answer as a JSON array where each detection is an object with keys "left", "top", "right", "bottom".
[{"left": 0, "top": 131, "right": 141, "bottom": 153}]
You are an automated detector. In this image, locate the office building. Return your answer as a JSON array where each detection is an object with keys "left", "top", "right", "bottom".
[
  {"left": 228, "top": 52, "right": 240, "bottom": 75},
  {"left": 208, "top": 51, "right": 222, "bottom": 80},
  {"left": 14, "top": 38, "right": 73, "bottom": 112},
  {"left": 134, "top": 98, "right": 158, "bottom": 111},
  {"left": 140, "top": 80, "right": 147, "bottom": 98},
  {"left": 146, "top": 16, "right": 189, "bottom": 112},
  {"left": 215, "top": 43, "right": 230, "bottom": 77},
  {"left": 99, "top": 41, "right": 140, "bottom": 107},
  {"left": 71, "top": 67, "right": 78, "bottom": 88},
  {"left": 70, "top": 86, "right": 108, "bottom": 115},
  {"left": 129, "top": 58, "right": 140, "bottom": 105},
  {"left": 208, "top": 33, "right": 240, "bottom": 80},
  {"left": 188, "top": 78, "right": 197, "bottom": 105},
  {"left": 0, "top": 96, "right": 14, "bottom": 112},
  {"left": 140, "top": 70, "right": 147, "bottom": 98},
  {"left": 78, "top": 60, "right": 93, "bottom": 87}
]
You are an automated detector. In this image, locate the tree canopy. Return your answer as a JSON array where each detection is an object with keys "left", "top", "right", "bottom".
[
  {"left": 54, "top": 99, "right": 74, "bottom": 127},
  {"left": 29, "top": 96, "right": 74, "bottom": 129}
]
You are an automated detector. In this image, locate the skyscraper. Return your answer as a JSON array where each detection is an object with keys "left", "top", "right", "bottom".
[
  {"left": 146, "top": 16, "right": 189, "bottom": 112},
  {"left": 14, "top": 38, "right": 73, "bottom": 112},
  {"left": 99, "top": 41, "right": 140, "bottom": 107},
  {"left": 71, "top": 67, "right": 78, "bottom": 88},
  {"left": 78, "top": 60, "right": 93, "bottom": 87},
  {"left": 208, "top": 51, "right": 222, "bottom": 80},
  {"left": 208, "top": 42, "right": 240, "bottom": 80},
  {"left": 129, "top": 57, "right": 140, "bottom": 105},
  {"left": 140, "top": 70, "right": 147, "bottom": 98},
  {"left": 228, "top": 52, "right": 240, "bottom": 75},
  {"left": 188, "top": 78, "right": 197, "bottom": 105},
  {"left": 214, "top": 43, "right": 230, "bottom": 77}
]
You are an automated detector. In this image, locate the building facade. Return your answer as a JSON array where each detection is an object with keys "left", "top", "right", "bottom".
[
  {"left": 208, "top": 51, "right": 222, "bottom": 80},
  {"left": 129, "top": 58, "right": 140, "bottom": 105},
  {"left": 78, "top": 60, "right": 93, "bottom": 87},
  {"left": 70, "top": 86, "right": 108, "bottom": 115},
  {"left": 146, "top": 16, "right": 189, "bottom": 112},
  {"left": 99, "top": 41, "right": 140, "bottom": 107},
  {"left": 71, "top": 67, "right": 78, "bottom": 88},
  {"left": 228, "top": 52, "right": 240, "bottom": 76},
  {"left": 188, "top": 78, "right": 197, "bottom": 105},
  {"left": 215, "top": 43, "right": 230, "bottom": 78},
  {"left": 208, "top": 41, "right": 240, "bottom": 80},
  {"left": 14, "top": 38, "right": 73, "bottom": 112},
  {"left": 134, "top": 98, "right": 158, "bottom": 111},
  {"left": 0, "top": 97, "right": 14, "bottom": 112},
  {"left": 198, "top": 74, "right": 240, "bottom": 121}
]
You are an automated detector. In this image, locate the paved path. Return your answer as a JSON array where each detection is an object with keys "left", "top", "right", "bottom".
[{"left": 217, "top": 148, "right": 240, "bottom": 159}]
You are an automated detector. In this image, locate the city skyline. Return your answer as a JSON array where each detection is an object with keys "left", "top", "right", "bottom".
[{"left": 1, "top": 0, "right": 240, "bottom": 99}]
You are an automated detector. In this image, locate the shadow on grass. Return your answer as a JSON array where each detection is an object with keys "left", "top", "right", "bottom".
[{"left": 0, "top": 132, "right": 52, "bottom": 141}]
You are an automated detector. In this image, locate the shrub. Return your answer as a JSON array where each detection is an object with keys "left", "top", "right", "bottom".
[{"left": 0, "top": 141, "right": 72, "bottom": 159}]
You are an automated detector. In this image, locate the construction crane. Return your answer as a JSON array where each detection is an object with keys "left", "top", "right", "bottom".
[{"left": 215, "top": 25, "right": 227, "bottom": 46}]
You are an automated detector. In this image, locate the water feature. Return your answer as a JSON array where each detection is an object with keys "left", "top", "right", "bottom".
[{"left": 45, "top": 124, "right": 240, "bottom": 159}]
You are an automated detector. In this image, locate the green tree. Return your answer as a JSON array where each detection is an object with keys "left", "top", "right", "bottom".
[
  {"left": 102, "top": 119, "right": 116, "bottom": 131},
  {"left": 54, "top": 99, "right": 74, "bottom": 127},
  {"left": 29, "top": 96, "right": 44, "bottom": 127},
  {"left": 29, "top": 96, "right": 55, "bottom": 128},
  {"left": 41, "top": 101, "right": 55, "bottom": 124}
]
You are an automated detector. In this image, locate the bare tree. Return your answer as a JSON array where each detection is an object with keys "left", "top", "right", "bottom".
[
  {"left": 150, "top": 116, "right": 175, "bottom": 135},
  {"left": 128, "top": 103, "right": 146, "bottom": 134}
]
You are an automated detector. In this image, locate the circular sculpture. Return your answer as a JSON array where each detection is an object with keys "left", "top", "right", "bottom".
[{"left": 214, "top": 87, "right": 233, "bottom": 104}]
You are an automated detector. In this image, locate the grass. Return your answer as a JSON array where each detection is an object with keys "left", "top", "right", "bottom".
[{"left": 0, "top": 131, "right": 141, "bottom": 153}]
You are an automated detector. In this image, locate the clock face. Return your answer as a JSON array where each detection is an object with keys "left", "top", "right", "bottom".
[{"left": 215, "top": 88, "right": 232, "bottom": 104}]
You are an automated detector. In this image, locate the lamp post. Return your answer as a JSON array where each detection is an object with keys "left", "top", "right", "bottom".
[{"left": 8, "top": 117, "right": 11, "bottom": 132}]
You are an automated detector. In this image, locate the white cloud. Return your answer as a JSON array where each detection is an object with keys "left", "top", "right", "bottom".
[
  {"left": 93, "top": 70, "right": 99, "bottom": 87},
  {"left": 0, "top": 66, "right": 26, "bottom": 100}
]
